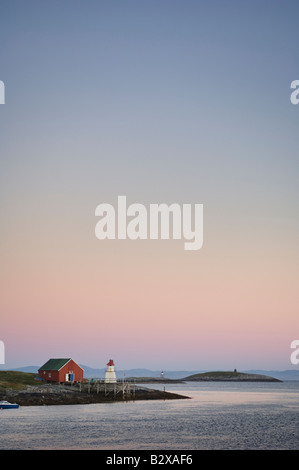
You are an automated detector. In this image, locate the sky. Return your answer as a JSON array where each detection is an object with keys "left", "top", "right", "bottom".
[{"left": 0, "top": 0, "right": 298, "bottom": 372}]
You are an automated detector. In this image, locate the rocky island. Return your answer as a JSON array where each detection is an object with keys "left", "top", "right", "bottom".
[
  {"left": 0, "top": 371, "right": 189, "bottom": 406},
  {"left": 182, "top": 370, "right": 282, "bottom": 382}
]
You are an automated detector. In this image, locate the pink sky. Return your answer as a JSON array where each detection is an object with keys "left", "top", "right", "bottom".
[
  {"left": 1, "top": 1, "right": 298, "bottom": 373},
  {"left": 1, "top": 213, "right": 298, "bottom": 371}
]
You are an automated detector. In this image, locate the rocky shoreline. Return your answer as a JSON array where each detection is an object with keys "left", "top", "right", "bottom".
[{"left": 0, "top": 383, "right": 190, "bottom": 406}]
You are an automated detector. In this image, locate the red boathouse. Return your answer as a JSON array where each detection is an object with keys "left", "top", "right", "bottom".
[{"left": 38, "top": 358, "right": 84, "bottom": 383}]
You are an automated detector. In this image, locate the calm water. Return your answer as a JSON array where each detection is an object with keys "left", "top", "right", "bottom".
[{"left": 0, "top": 381, "right": 298, "bottom": 450}]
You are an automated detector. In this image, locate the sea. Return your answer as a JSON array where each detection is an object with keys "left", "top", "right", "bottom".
[{"left": 0, "top": 381, "right": 298, "bottom": 450}]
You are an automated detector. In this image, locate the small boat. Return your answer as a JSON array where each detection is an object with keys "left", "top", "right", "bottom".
[{"left": 0, "top": 400, "right": 19, "bottom": 409}]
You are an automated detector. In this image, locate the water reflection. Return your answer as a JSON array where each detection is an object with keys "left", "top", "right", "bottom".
[
  {"left": 1, "top": 381, "right": 298, "bottom": 450},
  {"left": 142, "top": 381, "right": 299, "bottom": 407}
]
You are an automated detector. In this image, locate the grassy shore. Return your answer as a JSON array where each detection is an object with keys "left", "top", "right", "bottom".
[{"left": 0, "top": 371, "right": 44, "bottom": 390}]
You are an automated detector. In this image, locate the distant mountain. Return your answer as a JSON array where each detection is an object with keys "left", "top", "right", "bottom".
[
  {"left": 79, "top": 365, "right": 106, "bottom": 378},
  {"left": 8, "top": 365, "right": 204, "bottom": 379},
  {"left": 4, "top": 365, "right": 299, "bottom": 380},
  {"left": 79, "top": 366, "right": 203, "bottom": 380},
  {"left": 11, "top": 366, "right": 40, "bottom": 374}
]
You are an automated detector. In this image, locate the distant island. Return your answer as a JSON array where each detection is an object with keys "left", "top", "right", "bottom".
[
  {"left": 182, "top": 371, "right": 282, "bottom": 382},
  {"left": 114, "top": 370, "right": 282, "bottom": 383}
]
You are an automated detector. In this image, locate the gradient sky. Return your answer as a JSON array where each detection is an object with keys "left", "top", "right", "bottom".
[{"left": 0, "top": 0, "right": 298, "bottom": 372}]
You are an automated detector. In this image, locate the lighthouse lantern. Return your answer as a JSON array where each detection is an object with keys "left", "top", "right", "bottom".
[{"left": 105, "top": 359, "right": 117, "bottom": 383}]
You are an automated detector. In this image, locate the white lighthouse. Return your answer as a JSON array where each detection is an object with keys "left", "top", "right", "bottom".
[{"left": 105, "top": 359, "right": 117, "bottom": 383}]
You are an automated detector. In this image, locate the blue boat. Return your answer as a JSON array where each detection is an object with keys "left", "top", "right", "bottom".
[{"left": 0, "top": 400, "right": 19, "bottom": 409}]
